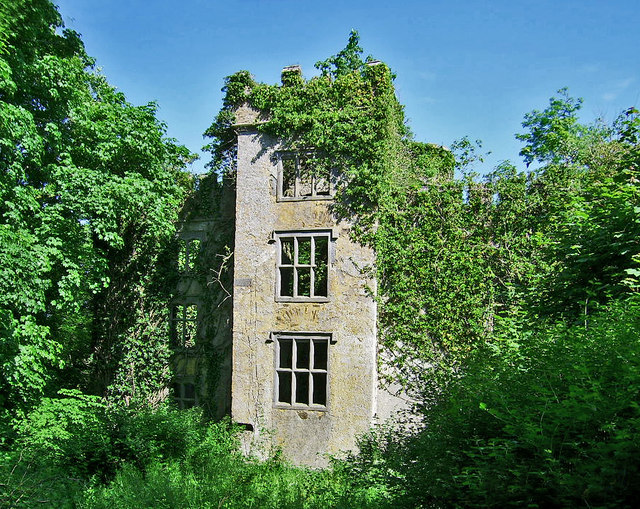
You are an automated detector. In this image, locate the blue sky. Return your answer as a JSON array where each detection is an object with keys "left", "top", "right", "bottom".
[{"left": 55, "top": 0, "right": 639, "bottom": 174}]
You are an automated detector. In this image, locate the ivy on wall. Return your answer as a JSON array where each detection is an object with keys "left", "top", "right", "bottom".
[
  {"left": 203, "top": 32, "right": 535, "bottom": 384},
  {"left": 203, "top": 32, "right": 639, "bottom": 390}
]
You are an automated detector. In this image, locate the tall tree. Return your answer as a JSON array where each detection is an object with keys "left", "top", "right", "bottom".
[{"left": 0, "top": 0, "right": 192, "bottom": 421}]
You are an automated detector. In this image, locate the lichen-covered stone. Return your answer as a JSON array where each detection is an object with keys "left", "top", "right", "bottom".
[{"left": 230, "top": 126, "right": 378, "bottom": 466}]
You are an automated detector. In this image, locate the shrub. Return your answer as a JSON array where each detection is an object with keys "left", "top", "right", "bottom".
[{"left": 363, "top": 296, "right": 640, "bottom": 508}]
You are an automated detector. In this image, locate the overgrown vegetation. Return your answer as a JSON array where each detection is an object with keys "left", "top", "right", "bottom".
[
  {"left": 201, "top": 31, "right": 640, "bottom": 507},
  {"left": 0, "top": 0, "right": 194, "bottom": 425},
  {"left": 2, "top": 1, "right": 639, "bottom": 506}
]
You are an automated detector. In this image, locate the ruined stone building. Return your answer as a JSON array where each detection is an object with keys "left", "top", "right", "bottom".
[{"left": 171, "top": 67, "right": 405, "bottom": 466}]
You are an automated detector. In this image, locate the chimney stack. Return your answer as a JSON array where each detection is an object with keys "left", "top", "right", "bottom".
[{"left": 281, "top": 65, "right": 302, "bottom": 86}]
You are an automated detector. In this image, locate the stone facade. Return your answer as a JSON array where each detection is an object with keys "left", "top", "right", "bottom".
[
  {"left": 173, "top": 72, "right": 409, "bottom": 466},
  {"left": 230, "top": 105, "right": 379, "bottom": 465},
  {"left": 172, "top": 182, "right": 235, "bottom": 420}
]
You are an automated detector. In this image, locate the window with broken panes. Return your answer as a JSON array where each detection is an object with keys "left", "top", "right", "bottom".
[
  {"left": 275, "top": 334, "right": 328, "bottom": 408},
  {"left": 277, "top": 232, "right": 329, "bottom": 300},
  {"left": 172, "top": 380, "right": 197, "bottom": 409},
  {"left": 170, "top": 304, "right": 198, "bottom": 348},
  {"left": 178, "top": 238, "right": 201, "bottom": 272},
  {"left": 279, "top": 152, "right": 331, "bottom": 200}
]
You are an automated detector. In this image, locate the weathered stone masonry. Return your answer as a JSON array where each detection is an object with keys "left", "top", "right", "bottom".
[
  {"left": 229, "top": 102, "right": 378, "bottom": 465},
  {"left": 173, "top": 70, "right": 408, "bottom": 466}
]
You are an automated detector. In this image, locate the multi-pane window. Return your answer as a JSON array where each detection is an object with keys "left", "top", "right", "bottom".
[
  {"left": 178, "top": 238, "right": 201, "bottom": 272},
  {"left": 278, "top": 152, "right": 332, "bottom": 200},
  {"left": 275, "top": 334, "right": 329, "bottom": 409},
  {"left": 277, "top": 232, "right": 330, "bottom": 300},
  {"left": 170, "top": 304, "right": 198, "bottom": 348},
  {"left": 172, "top": 380, "right": 197, "bottom": 409}
]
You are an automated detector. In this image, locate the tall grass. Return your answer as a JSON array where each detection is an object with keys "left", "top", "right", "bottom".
[{"left": 1, "top": 405, "right": 391, "bottom": 508}]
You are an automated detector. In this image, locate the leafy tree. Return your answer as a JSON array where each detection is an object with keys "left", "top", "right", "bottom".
[
  {"left": 341, "top": 91, "right": 640, "bottom": 508},
  {"left": 1, "top": 19, "right": 637, "bottom": 506},
  {"left": 515, "top": 94, "right": 639, "bottom": 318},
  {"left": 0, "top": 0, "right": 193, "bottom": 422},
  {"left": 315, "top": 29, "right": 369, "bottom": 78},
  {"left": 349, "top": 296, "right": 640, "bottom": 508},
  {"left": 516, "top": 88, "right": 586, "bottom": 167}
]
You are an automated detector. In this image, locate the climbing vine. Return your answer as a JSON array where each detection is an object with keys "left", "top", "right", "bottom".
[
  {"left": 203, "top": 32, "right": 640, "bottom": 393},
  {"left": 3, "top": 5, "right": 640, "bottom": 504},
  {"left": 203, "top": 32, "right": 519, "bottom": 385}
]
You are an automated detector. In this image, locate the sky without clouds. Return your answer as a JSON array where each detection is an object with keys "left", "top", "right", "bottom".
[{"left": 54, "top": 0, "right": 640, "bottom": 174}]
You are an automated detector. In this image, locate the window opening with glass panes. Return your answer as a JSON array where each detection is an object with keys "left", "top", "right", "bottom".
[
  {"left": 276, "top": 232, "right": 330, "bottom": 301},
  {"left": 275, "top": 334, "right": 328, "bottom": 409}
]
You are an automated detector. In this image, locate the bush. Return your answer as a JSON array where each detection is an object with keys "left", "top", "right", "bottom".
[
  {"left": 1, "top": 400, "right": 240, "bottom": 506},
  {"left": 3, "top": 397, "right": 387, "bottom": 508},
  {"left": 360, "top": 296, "right": 640, "bottom": 508},
  {"left": 80, "top": 426, "right": 384, "bottom": 509}
]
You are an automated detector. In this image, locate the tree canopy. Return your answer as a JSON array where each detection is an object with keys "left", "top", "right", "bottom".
[{"left": 0, "top": 0, "right": 193, "bottom": 422}]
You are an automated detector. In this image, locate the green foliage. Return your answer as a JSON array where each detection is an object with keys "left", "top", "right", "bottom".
[
  {"left": 16, "top": 389, "right": 110, "bottom": 477},
  {"left": 2, "top": 16, "right": 639, "bottom": 507},
  {"left": 360, "top": 297, "right": 640, "bottom": 508},
  {"left": 10, "top": 394, "right": 211, "bottom": 479},
  {"left": 1, "top": 404, "right": 218, "bottom": 506},
  {"left": 532, "top": 166, "right": 640, "bottom": 316},
  {"left": 203, "top": 37, "right": 634, "bottom": 386},
  {"left": 329, "top": 89, "right": 640, "bottom": 507},
  {"left": 517, "top": 102, "right": 639, "bottom": 319},
  {"left": 315, "top": 29, "right": 369, "bottom": 78},
  {"left": 0, "top": 0, "right": 193, "bottom": 420},
  {"left": 106, "top": 303, "right": 173, "bottom": 405},
  {"left": 205, "top": 31, "right": 411, "bottom": 220},
  {"left": 205, "top": 32, "right": 489, "bottom": 377},
  {"left": 2, "top": 401, "right": 387, "bottom": 508},
  {"left": 80, "top": 417, "right": 386, "bottom": 509},
  {"left": 517, "top": 88, "right": 584, "bottom": 166}
]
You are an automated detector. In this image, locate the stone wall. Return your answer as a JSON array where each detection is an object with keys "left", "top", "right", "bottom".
[
  {"left": 173, "top": 176, "right": 235, "bottom": 419},
  {"left": 230, "top": 118, "right": 378, "bottom": 466}
]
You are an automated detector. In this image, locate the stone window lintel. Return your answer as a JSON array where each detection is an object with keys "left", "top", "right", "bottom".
[{"left": 268, "top": 331, "right": 336, "bottom": 344}]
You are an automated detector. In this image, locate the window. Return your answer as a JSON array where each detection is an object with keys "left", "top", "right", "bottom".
[
  {"left": 278, "top": 152, "right": 332, "bottom": 200},
  {"left": 276, "top": 232, "right": 330, "bottom": 301},
  {"left": 172, "top": 379, "right": 197, "bottom": 409},
  {"left": 275, "top": 334, "right": 329, "bottom": 409},
  {"left": 178, "top": 238, "right": 201, "bottom": 272},
  {"left": 170, "top": 304, "right": 198, "bottom": 348}
]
